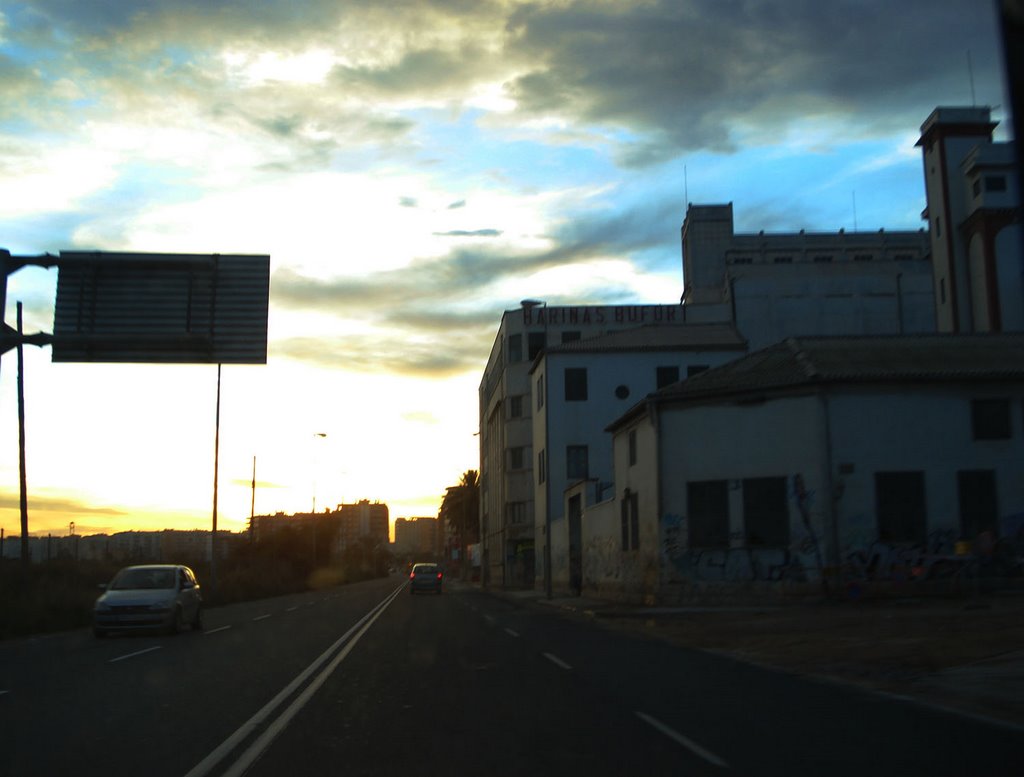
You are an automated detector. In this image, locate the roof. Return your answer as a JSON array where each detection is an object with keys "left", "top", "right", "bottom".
[
  {"left": 544, "top": 323, "right": 747, "bottom": 356},
  {"left": 608, "top": 334, "right": 1024, "bottom": 430}
]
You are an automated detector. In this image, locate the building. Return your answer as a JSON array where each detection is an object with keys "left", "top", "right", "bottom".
[
  {"left": 478, "top": 302, "right": 691, "bottom": 589},
  {"left": 681, "top": 203, "right": 936, "bottom": 349},
  {"left": 334, "top": 500, "right": 390, "bottom": 552},
  {"left": 529, "top": 323, "right": 746, "bottom": 594},
  {"left": 394, "top": 516, "right": 440, "bottom": 558},
  {"left": 593, "top": 334, "right": 1024, "bottom": 602},
  {"left": 917, "top": 106, "right": 1023, "bottom": 333}
]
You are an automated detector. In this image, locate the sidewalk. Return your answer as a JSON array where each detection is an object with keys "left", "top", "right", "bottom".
[{"left": 482, "top": 585, "right": 1024, "bottom": 730}]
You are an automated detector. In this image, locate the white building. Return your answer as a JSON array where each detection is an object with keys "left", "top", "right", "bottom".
[
  {"left": 591, "top": 334, "right": 1024, "bottom": 603},
  {"left": 681, "top": 203, "right": 936, "bottom": 348},
  {"left": 918, "top": 106, "right": 1023, "bottom": 333},
  {"left": 529, "top": 323, "right": 746, "bottom": 594},
  {"left": 478, "top": 302, "right": 689, "bottom": 589}
]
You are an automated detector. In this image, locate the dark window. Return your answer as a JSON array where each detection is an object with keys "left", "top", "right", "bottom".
[
  {"left": 875, "top": 471, "right": 926, "bottom": 543},
  {"left": 536, "top": 375, "right": 544, "bottom": 411},
  {"left": 854, "top": 254, "right": 873, "bottom": 262},
  {"left": 656, "top": 366, "right": 680, "bottom": 389},
  {"left": 566, "top": 445, "right": 589, "bottom": 480},
  {"left": 958, "top": 470, "right": 999, "bottom": 539},
  {"left": 537, "top": 450, "right": 546, "bottom": 485},
  {"left": 508, "top": 447, "right": 524, "bottom": 470},
  {"left": 509, "top": 395, "right": 523, "bottom": 419},
  {"left": 687, "top": 365, "right": 709, "bottom": 378},
  {"left": 507, "top": 334, "right": 522, "bottom": 363},
  {"left": 527, "top": 332, "right": 546, "bottom": 360},
  {"left": 935, "top": 217, "right": 941, "bottom": 237},
  {"left": 628, "top": 429, "right": 637, "bottom": 466},
  {"left": 813, "top": 255, "right": 833, "bottom": 263},
  {"left": 985, "top": 175, "right": 1007, "bottom": 192},
  {"left": 972, "top": 398, "right": 1011, "bottom": 440},
  {"left": 972, "top": 178, "right": 982, "bottom": 197},
  {"left": 773, "top": 256, "right": 793, "bottom": 264},
  {"left": 940, "top": 277, "right": 947, "bottom": 304},
  {"left": 620, "top": 490, "right": 639, "bottom": 551},
  {"left": 561, "top": 331, "right": 581, "bottom": 343},
  {"left": 731, "top": 256, "right": 753, "bottom": 265},
  {"left": 688, "top": 480, "right": 729, "bottom": 548},
  {"left": 894, "top": 253, "right": 914, "bottom": 261},
  {"left": 506, "top": 501, "right": 526, "bottom": 526},
  {"left": 742, "top": 477, "right": 789, "bottom": 546},
  {"left": 565, "top": 368, "right": 588, "bottom": 401}
]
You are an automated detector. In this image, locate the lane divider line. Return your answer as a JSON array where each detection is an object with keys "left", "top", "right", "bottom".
[
  {"left": 483, "top": 614, "right": 496, "bottom": 626},
  {"left": 543, "top": 652, "right": 572, "bottom": 670},
  {"left": 286, "top": 606, "right": 299, "bottom": 612},
  {"left": 203, "top": 626, "right": 232, "bottom": 636},
  {"left": 635, "top": 711, "right": 729, "bottom": 769},
  {"left": 109, "top": 646, "right": 162, "bottom": 664},
  {"left": 504, "top": 628, "right": 520, "bottom": 638},
  {"left": 182, "top": 582, "right": 406, "bottom": 777},
  {"left": 253, "top": 614, "right": 271, "bottom": 622}
]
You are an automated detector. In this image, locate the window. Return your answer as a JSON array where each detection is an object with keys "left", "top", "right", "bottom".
[
  {"left": 972, "top": 178, "right": 982, "bottom": 197},
  {"left": 854, "top": 254, "right": 873, "bottom": 262},
  {"left": 958, "top": 470, "right": 998, "bottom": 540},
  {"left": 940, "top": 277, "right": 947, "bottom": 304},
  {"left": 936, "top": 217, "right": 941, "bottom": 237},
  {"left": 628, "top": 429, "right": 637, "bottom": 466},
  {"left": 813, "top": 255, "right": 833, "bottom": 263},
  {"left": 509, "top": 395, "right": 523, "bottom": 419},
  {"left": 537, "top": 449, "right": 546, "bottom": 484},
  {"left": 508, "top": 446, "right": 525, "bottom": 470},
  {"left": 561, "top": 331, "right": 581, "bottom": 343},
  {"left": 687, "top": 365, "right": 709, "bottom": 378},
  {"left": 656, "top": 366, "right": 680, "bottom": 389},
  {"left": 536, "top": 375, "right": 545, "bottom": 411},
  {"left": 507, "top": 334, "right": 522, "bottom": 363},
  {"left": 527, "top": 332, "right": 546, "bottom": 360},
  {"left": 875, "top": 471, "right": 926, "bottom": 543},
  {"left": 506, "top": 501, "right": 526, "bottom": 527},
  {"left": 731, "top": 256, "right": 753, "bottom": 265},
  {"left": 894, "top": 253, "right": 914, "bottom": 261},
  {"left": 773, "top": 255, "right": 793, "bottom": 264},
  {"left": 742, "top": 477, "right": 789, "bottom": 546},
  {"left": 566, "top": 445, "right": 589, "bottom": 480},
  {"left": 972, "top": 398, "right": 1011, "bottom": 440},
  {"left": 687, "top": 480, "right": 729, "bottom": 548},
  {"left": 620, "top": 490, "right": 639, "bottom": 551},
  {"left": 985, "top": 175, "right": 1007, "bottom": 192},
  {"left": 565, "top": 368, "right": 588, "bottom": 401}
]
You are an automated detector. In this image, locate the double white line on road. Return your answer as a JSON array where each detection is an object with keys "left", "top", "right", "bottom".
[{"left": 183, "top": 583, "right": 406, "bottom": 777}]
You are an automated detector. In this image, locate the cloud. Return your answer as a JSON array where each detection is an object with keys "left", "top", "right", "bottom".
[
  {"left": 433, "top": 229, "right": 503, "bottom": 237},
  {"left": 0, "top": 491, "right": 126, "bottom": 516}
]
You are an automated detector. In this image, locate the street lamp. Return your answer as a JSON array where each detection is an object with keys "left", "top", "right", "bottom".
[{"left": 312, "top": 432, "right": 327, "bottom": 514}]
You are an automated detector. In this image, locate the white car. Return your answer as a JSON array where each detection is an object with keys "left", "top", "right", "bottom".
[{"left": 93, "top": 564, "right": 203, "bottom": 637}]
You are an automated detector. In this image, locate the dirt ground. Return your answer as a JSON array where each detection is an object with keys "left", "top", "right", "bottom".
[{"left": 590, "top": 592, "right": 1024, "bottom": 726}]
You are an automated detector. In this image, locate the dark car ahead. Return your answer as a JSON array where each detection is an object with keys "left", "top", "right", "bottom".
[
  {"left": 93, "top": 564, "right": 203, "bottom": 637},
  {"left": 409, "top": 563, "right": 443, "bottom": 594}
]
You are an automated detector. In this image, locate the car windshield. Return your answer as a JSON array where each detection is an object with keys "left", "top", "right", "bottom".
[
  {"left": 413, "top": 565, "right": 437, "bottom": 574},
  {"left": 110, "top": 568, "right": 176, "bottom": 590}
]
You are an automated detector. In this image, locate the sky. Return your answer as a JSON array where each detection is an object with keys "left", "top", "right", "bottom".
[{"left": 0, "top": 0, "right": 1012, "bottom": 540}]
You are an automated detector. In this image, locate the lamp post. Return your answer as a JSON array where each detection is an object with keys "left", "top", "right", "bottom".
[{"left": 312, "top": 432, "right": 327, "bottom": 514}]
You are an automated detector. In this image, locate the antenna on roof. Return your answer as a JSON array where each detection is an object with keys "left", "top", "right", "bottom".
[{"left": 967, "top": 49, "right": 977, "bottom": 106}]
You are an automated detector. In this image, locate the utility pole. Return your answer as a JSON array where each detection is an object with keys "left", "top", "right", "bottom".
[{"left": 17, "top": 303, "right": 29, "bottom": 566}]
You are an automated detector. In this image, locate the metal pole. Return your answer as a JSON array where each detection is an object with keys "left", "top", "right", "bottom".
[
  {"left": 249, "top": 455, "right": 256, "bottom": 542},
  {"left": 211, "top": 364, "right": 221, "bottom": 590},
  {"left": 16, "top": 303, "right": 29, "bottom": 567}
]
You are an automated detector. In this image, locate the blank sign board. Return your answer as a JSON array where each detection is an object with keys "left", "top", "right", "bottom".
[{"left": 53, "top": 252, "right": 270, "bottom": 364}]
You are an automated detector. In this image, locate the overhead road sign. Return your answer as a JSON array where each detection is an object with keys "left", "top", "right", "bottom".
[{"left": 52, "top": 252, "right": 270, "bottom": 364}]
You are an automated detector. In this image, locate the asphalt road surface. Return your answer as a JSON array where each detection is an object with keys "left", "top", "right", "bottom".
[{"left": 0, "top": 575, "right": 1019, "bottom": 777}]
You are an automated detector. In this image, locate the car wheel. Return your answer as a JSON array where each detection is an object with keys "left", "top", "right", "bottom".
[
  {"left": 191, "top": 606, "right": 203, "bottom": 632},
  {"left": 167, "top": 606, "right": 184, "bottom": 635}
]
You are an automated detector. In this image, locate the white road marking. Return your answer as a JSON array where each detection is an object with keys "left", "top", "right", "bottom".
[
  {"left": 286, "top": 606, "right": 298, "bottom": 612},
  {"left": 252, "top": 614, "right": 271, "bottom": 622},
  {"left": 635, "top": 711, "right": 729, "bottom": 769},
  {"left": 109, "top": 646, "right": 162, "bottom": 664},
  {"left": 204, "top": 626, "right": 232, "bottom": 635},
  {"left": 0, "top": 690, "right": 9, "bottom": 696},
  {"left": 483, "top": 614, "right": 496, "bottom": 626},
  {"left": 543, "top": 652, "right": 572, "bottom": 670},
  {"left": 183, "top": 583, "right": 406, "bottom": 777},
  {"left": 504, "top": 628, "right": 520, "bottom": 638}
]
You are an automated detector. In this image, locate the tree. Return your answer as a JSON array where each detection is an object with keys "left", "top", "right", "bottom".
[{"left": 440, "top": 469, "right": 480, "bottom": 578}]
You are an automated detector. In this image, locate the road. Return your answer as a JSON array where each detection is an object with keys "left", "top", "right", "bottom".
[{"left": 0, "top": 574, "right": 1019, "bottom": 777}]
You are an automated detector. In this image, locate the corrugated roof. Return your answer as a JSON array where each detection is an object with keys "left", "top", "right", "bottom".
[
  {"left": 657, "top": 334, "right": 1024, "bottom": 400},
  {"left": 545, "top": 323, "right": 747, "bottom": 354}
]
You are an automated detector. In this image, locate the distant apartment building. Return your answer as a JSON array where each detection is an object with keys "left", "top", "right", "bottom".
[
  {"left": 251, "top": 499, "right": 390, "bottom": 560},
  {"left": 334, "top": 500, "right": 390, "bottom": 550},
  {"left": 478, "top": 302, "right": 690, "bottom": 589},
  {"left": 917, "top": 106, "right": 1023, "bottom": 333},
  {"left": 394, "top": 516, "right": 440, "bottom": 558},
  {"left": 0, "top": 529, "right": 232, "bottom": 564}
]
